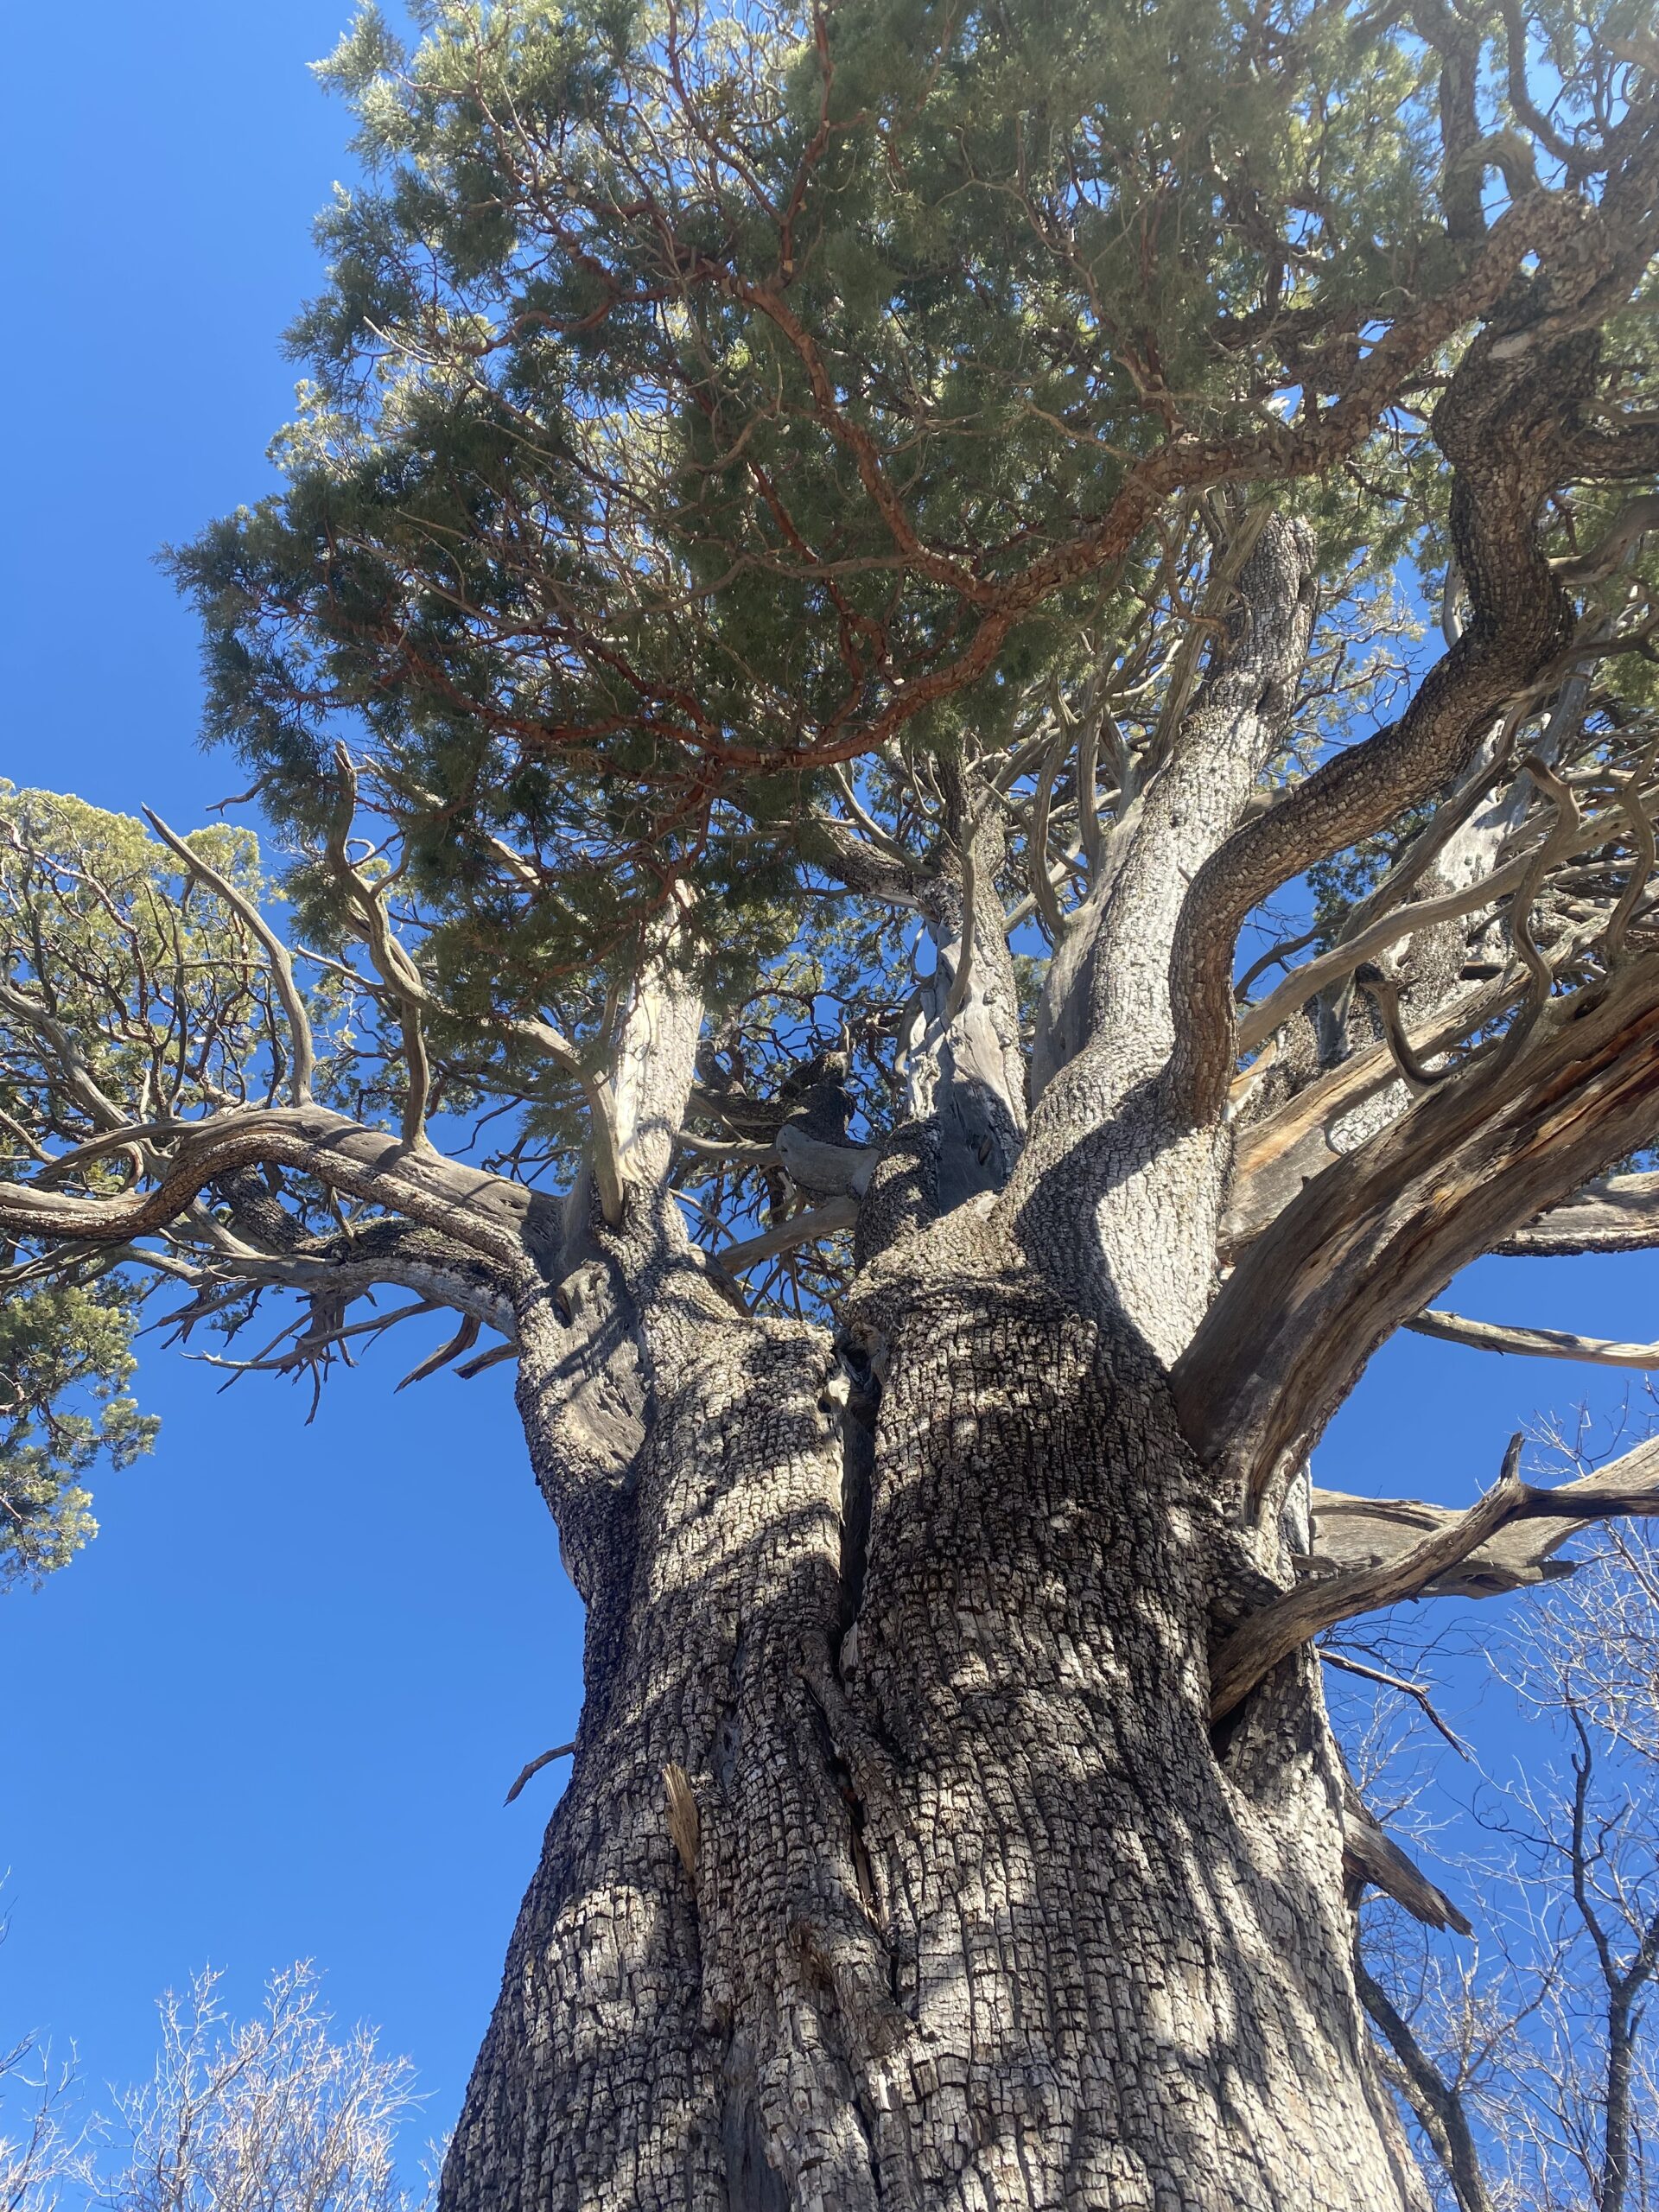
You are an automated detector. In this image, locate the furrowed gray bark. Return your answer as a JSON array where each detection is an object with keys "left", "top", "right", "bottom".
[{"left": 460, "top": 1181, "right": 1439, "bottom": 2210}]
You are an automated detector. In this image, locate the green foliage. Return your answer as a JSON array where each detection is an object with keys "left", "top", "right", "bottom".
[
  {"left": 10, "top": 0, "right": 1654, "bottom": 1547},
  {"left": 0, "top": 1275, "right": 156, "bottom": 1589},
  {"left": 0, "top": 784, "right": 288, "bottom": 1130},
  {"left": 0, "top": 786, "right": 306, "bottom": 1582},
  {"left": 169, "top": 0, "right": 1467, "bottom": 1002}
]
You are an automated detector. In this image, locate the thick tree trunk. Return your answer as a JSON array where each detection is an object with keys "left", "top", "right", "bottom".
[
  {"left": 444, "top": 1237, "right": 1427, "bottom": 2210},
  {"left": 441, "top": 518, "right": 1430, "bottom": 2208}
]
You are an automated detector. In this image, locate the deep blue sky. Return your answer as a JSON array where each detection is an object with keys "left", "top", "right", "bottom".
[{"left": 3, "top": 0, "right": 1657, "bottom": 2167}]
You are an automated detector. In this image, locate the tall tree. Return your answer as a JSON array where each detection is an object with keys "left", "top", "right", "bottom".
[{"left": 6, "top": 0, "right": 1659, "bottom": 2200}]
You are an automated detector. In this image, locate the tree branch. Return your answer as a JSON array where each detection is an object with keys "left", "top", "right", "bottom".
[
  {"left": 318, "top": 750, "right": 632, "bottom": 1211},
  {"left": 1355, "top": 1949, "right": 1495, "bottom": 2212},
  {"left": 322, "top": 755, "right": 437, "bottom": 1149},
  {"left": 1407, "top": 1308, "right": 1659, "bottom": 1368},
  {"left": 1221, "top": 978, "right": 1521, "bottom": 1257},
  {"left": 503, "top": 1743, "right": 575, "bottom": 1805},
  {"left": 1552, "top": 493, "right": 1659, "bottom": 583},
  {"left": 1343, "top": 1776, "right": 1473, "bottom": 1936},
  {"left": 1499, "top": 1172, "right": 1659, "bottom": 1256},
  {"left": 142, "top": 807, "right": 315, "bottom": 1107},
  {"left": 1163, "top": 225, "right": 1658, "bottom": 1123},
  {"left": 1178, "top": 943, "right": 1659, "bottom": 1499},
  {"left": 1320, "top": 1649, "right": 1474, "bottom": 1761},
  {"left": 716, "top": 1193, "right": 859, "bottom": 1274},
  {"left": 1211, "top": 1436, "right": 1659, "bottom": 1723},
  {"left": 1233, "top": 772, "right": 1633, "bottom": 1058},
  {"left": 0, "top": 1106, "right": 528, "bottom": 1270},
  {"left": 1027, "top": 723, "right": 1071, "bottom": 944}
]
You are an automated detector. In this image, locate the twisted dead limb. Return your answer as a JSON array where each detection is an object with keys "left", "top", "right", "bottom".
[{"left": 1211, "top": 1435, "right": 1659, "bottom": 1724}]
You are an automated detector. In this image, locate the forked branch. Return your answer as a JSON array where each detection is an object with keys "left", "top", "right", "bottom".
[
  {"left": 143, "top": 808, "right": 315, "bottom": 1106},
  {"left": 1211, "top": 1436, "right": 1659, "bottom": 1723},
  {"left": 321, "top": 750, "right": 629, "bottom": 1219}
]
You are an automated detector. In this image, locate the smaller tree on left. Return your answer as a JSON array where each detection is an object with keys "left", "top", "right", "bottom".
[{"left": 0, "top": 785, "right": 299, "bottom": 1585}]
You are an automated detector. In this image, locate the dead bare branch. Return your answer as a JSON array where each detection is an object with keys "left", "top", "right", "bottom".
[
  {"left": 1343, "top": 1777, "right": 1474, "bottom": 1937},
  {"left": 1211, "top": 1437, "right": 1659, "bottom": 1725},
  {"left": 504, "top": 1743, "right": 576, "bottom": 1805},
  {"left": 717, "top": 1193, "right": 859, "bottom": 1274},
  {"left": 1408, "top": 1309, "right": 1659, "bottom": 1368},
  {"left": 1320, "top": 1649, "right": 1475, "bottom": 1761}
]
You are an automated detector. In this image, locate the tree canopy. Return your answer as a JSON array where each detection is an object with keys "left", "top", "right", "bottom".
[
  {"left": 175, "top": 0, "right": 1643, "bottom": 961},
  {"left": 8, "top": 0, "right": 1659, "bottom": 1576}
]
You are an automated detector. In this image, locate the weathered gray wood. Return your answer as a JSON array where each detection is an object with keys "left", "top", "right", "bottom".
[
  {"left": 1213, "top": 1440, "right": 1659, "bottom": 1724},
  {"left": 1408, "top": 1306, "right": 1659, "bottom": 1367}
]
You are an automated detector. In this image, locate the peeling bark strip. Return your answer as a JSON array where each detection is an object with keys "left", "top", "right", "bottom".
[{"left": 663, "top": 1764, "right": 700, "bottom": 1876}]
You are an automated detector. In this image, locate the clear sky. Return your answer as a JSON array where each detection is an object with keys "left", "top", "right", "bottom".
[{"left": 3, "top": 0, "right": 1657, "bottom": 2171}]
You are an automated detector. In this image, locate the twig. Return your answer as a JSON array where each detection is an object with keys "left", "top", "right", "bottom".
[
  {"left": 1319, "top": 1648, "right": 1475, "bottom": 1760},
  {"left": 504, "top": 1743, "right": 576, "bottom": 1805}
]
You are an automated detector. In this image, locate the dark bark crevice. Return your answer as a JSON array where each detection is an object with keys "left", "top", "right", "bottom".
[{"left": 833, "top": 1332, "right": 882, "bottom": 1649}]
